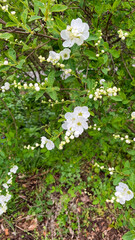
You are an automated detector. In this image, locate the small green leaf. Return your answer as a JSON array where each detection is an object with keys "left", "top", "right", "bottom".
[
  {"left": 21, "top": 9, "right": 28, "bottom": 24},
  {"left": 28, "top": 15, "right": 42, "bottom": 22},
  {"left": 0, "top": 33, "right": 13, "bottom": 40},
  {"left": 51, "top": 4, "right": 67, "bottom": 12},
  {"left": 8, "top": 48, "right": 16, "bottom": 62},
  {"left": 48, "top": 70, "right": 55, "bottom": 87},
  {"left": 130, "top": 218, "right": 135, "bottom": 227}
]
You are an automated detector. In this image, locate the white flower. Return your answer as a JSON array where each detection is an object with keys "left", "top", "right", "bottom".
[
  {"left": 99, "top": 79, "right": 105, "bottom": 85},
  {"left": 4, "top": 60, "right": 8, "bottom": 65},
  {"left": 115, "top": 182, "right": 134, "bottom": 205},
  {"left": 131, "top": 112, "right": 135, "bottom": 119},
  {"left": 46, "top": 140, "right": 55, "bottom": 150},
  {"left": 73, "top": 106, "right": 90, "bottom": 119},
  {"left": 89, "top": 94, "right": 93, "bottom": 99},
  {"left": 47, "top": 51, "right": 60, "bottom": 64},
  {"left": 41, "top": 136, "right": 55, "bottom": 150},
  {"left": 60, "top": 18, "right": 89, "bottom": 48},
  {"left": 11, "top": 11, "right": 16, "bottom": 15},
  {"left": 10, "top": 165, "right": 18, "bottom": 174},
  {"left": 60, "top": 48, "right": 71, "bottom": 60},
  {"left": 4, "top": 82, "right": 10, "bottom": 90}
]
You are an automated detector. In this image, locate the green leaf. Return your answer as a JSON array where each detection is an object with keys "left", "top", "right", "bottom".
[
  {"left": 16, "top": 59, "right": 25, "bottom": 69},
  {"left": 21, "top": 9, "right": 28, "bottom": 24},
  {"left": 128, "top": 150, "right": 135, "bottom": 156},
  {"left": 112, "top": 0, "right": 121, "bottom": 11},
  {"left": 113, "top": 175, "right": 123, "bottom": 185},
  {"left": 0, "top": 33, "right": 13, "bottom": 40},
  {"left": 87, "top": 35, "right": 99, "bottom": 41},
  {"left": 8, "top": 48, "right": 16, "bottom": 62},
  {"left": 130, "top": 218, "right": 135, "bottom": 227},
  {"left": 55, "top": 17, "right": 67, "bottom": 30},
  {"left": 35, "top": 90, "right": 45, "bottom": 101},
  {"left": 48, "top": 70, "right": 55, "bottom": 87},
  {"left": 84, "top": 50, "right": 96, "bottom": 60},
  {"left": 51, "top": 4, "right": 67, "bottom": 12},
  {"left": 28, "top": 15, "right": 42, "bottom": 22},
  {"left": 111, "top": 96, "right": 122, "bottom": 101},
  {"left": 6, "top": 22, "right": 17, "bottom": 27},
  {"left": 122, "top": 230, "right": 135, "bottom": 240},
  {"left": 110, "top": 49, "right": 120, "bottom": 58}
]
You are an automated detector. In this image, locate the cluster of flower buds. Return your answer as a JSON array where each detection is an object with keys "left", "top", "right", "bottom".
[
  {"left": 113, "top": 134, "right": 135, "bottom": 144},
  {"left": 0, "top": 166, "right": 18, "bottom": 216},
  {"left": 24, "top": 143, "right": 39, "bottom": 150},
  {"left": 94, "top": 163, "right": 114, "bottom": 175},
  {"left": 38, "top": 55, "right": 45, "bottom": 63},
  {"left": 88, "top": 124, "right": 101, "bottom": 131},
  {"left": 1, "top": 82, "right": 10, "bottom": 92},
  {"left": 1, "top": 4, "right": 8, "bottom": 11},
  {"left": 95, "top": 30, "right": 102, "bottom": 47},
  {"left": 117, "top": 30, "right": 128, "bottom": 40},
  {"left": 88, "top": 85, "right": 120, "bottom": 101},
  {"left": 106, "top": 196, "right": 115, "bottom": 203},
  {"left": 13, "top": 80, "right": 47, "bottom": 91}
]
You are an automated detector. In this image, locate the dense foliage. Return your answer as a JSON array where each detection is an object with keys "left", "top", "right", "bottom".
[{"left": 0, "top": 0, "right": 135, "bottom": 239}]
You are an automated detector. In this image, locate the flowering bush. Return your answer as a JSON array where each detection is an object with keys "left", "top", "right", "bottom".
[{"left": 0, "top": 0, "right": 135, "bottom": 238}]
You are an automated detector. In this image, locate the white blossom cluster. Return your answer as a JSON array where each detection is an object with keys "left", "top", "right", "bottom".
[
  {"left": 88, "top": 85, "right": 120, "bottom": 101},
  {"left": 59, "top": 106, "right": 90, "bottom": 149},
  {"left": 60, "top": 18, "right": 89, "bottom": 47},
  {"left": 118, "top": 29, "right": 128, "bottom": 40},
  {"left": 131, "top": 112, "right": 135, "bottom": 120},
  {"left": 115, "top": 182, "right": 134, "bottom": 204},
  {"left": 113, "top": 134, "right": 135, "bottom": 144},
  {"left": 1, "top": 82, "right": 10, "bottom": 92},
  {"left": 47, "top": 48, "right": 71, "bottom": 64},
  {"left": 40, "top": 136, "right": 55, "bottom": 150},
  {"left": 0, "top": 165, "right": 18, "bottom": 216}
]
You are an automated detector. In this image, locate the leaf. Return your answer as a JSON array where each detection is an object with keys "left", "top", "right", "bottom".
[
  {"left": 51, "top": 4, "right": 67, "bottom": 12},
  {"left": 35, "top": 90, "right": 45, "bottom": 101},
  {"left": 48, "top": 70, "right": 55, "bottom": 87},
  {"left": 122, "top": 230, "right": 135, "bottom": 240},
  {"left": 130, "top": 218, "right": 135, "bottom": 227},
  {"left": 111, "top": 96, "right": 122, "bottom": 101},
  {"left": 112, "top": 0, "right": 121, "bottom": 10},
  {"left": 55, "top": 17, "right": 67, "bottom": 30},
  {"left": 84, "top": 50, "right": 97, "bottom": 60},
  {"left": 113, "top": 175, "right": 123, "bottom": 185},
  {"left": 21, "top": 9, "right": 28, "bottom": 24},
  {"left": 8, "top": 48, "right": 16, "bottom": 62},
  {"left": 87, "top": 35, "right": 99, "bottom": 41},
  {"left": 0, "top": 33, "right": 13, "bottom": 40},
  {"left": 109, "top": 49, "right": 120, "bottom": 58},
  {"left": 28, "top": 15, "right": 42, "bottom": 22},
  {"left": 6, "top": 22, "right": 17, "bottom": 27},
  {"left": 128, "top": 150, "right": 135, "bottom": 156},
  {"left": 16, "top": 59, "right": 25, "bottom": 69}
]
